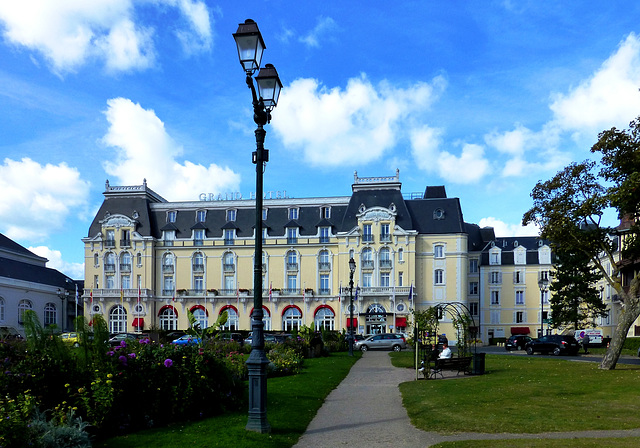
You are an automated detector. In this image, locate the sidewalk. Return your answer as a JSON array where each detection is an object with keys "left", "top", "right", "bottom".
[{"left": 293, "top": 350, "right": 640, "bottom": 448}]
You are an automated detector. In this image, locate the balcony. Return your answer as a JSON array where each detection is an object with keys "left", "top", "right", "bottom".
[
  {"left": 287, "top": 237, "right": 298, "bottom": 244},
  {"left": 105, "top": 239, "right": 116, "bottom": 248},
  {"left": 286, "top": 263, "right": 299, "bottom": 271},
  {"left": 120, "top": 239, "right": 131, "bottom": 248},
  {"left": 361, "top": 260, "right": 374, "bottom": 270},
  {"left": 163, "top": 265, "right": 174, "bottom": 274},
  {"left": 194, "top": 239, "right": 204, "bottom": 247},
  {"left": 319, "top": 236, "right": 330, "bottom": 243},
  {"left": 224, "top": 238, "right": 235, "bottom": 246},
  {"left": 362, "top": 234, "right": 374, "bottom": 243},
  {"left": 192, "top": 263, "right": 204, "bottom": 273},
  {"left": 318, "top": 262, "right": 331, "bottom": 272},
  {"left": 283, "top": 288, "right": 300, "bottom": 295},
  {"left": 380, "top": 234, "right": 391, "bottom": 243},
  {"left": 379, "top": 260, "right": 392, "bottom": 269},
  {"left": 319, "top": 288, "right": 331, "bottom": 295},
  {"left": 162, "top": 289, "right": 175, "bottom": 296},
  {"left": 219, "top": 289, "right": 237, "bottom": 296},
  {"left": 189, "top": 289, "right": 206, "bottom": 296},
  {"left": 119, "top": 263, "right": 132, "bottom": 272},
  {"left": 104, "top": 263, "right": 116, "bottom": 272},
  {"left": 223, "top": 263, "right": 235, "bottom": 273}
]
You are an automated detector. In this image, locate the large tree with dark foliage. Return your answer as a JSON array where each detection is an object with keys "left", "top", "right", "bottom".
[
  {"left": 523, "top": 117, "right": 640, "bottom": 370},
  {"left": 549, "top": 245, "right": 608, "bottom": 330}
]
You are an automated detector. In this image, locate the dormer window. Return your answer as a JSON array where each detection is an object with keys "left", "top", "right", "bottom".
[
  {"left": 196, "top": 210, "right": 206, "bottom": 222},
  {"left": 320, "top": 206, "right": 330, "bottom": 219},
  {"left": 167, "top": 211, "right": 177, "bottom": 223},
  {"left": 262, "top": 208, "right": 268, "bottom": 220},
  {"left": 288, "top": 208, "right": 299, "bottom": 220},
  {"left": 433, "top": 208, "right": 445, "bottom": 220},
  {"left": 226, "top": 210, "right": 236, "bottom": 222}
]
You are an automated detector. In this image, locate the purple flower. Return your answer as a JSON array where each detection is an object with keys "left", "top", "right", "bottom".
[
  {"left": 164, "top": 358, "right": 173, "bottom": 368},
  {"left": 119, "top": 340, "right": 127, "bottom": 348},
  {"left": 128, "top": 353, "right": 136, "bottom": 359},
  {"left": 119, "top": 355, "right": 128, "bottom": 366},
  {"left": 107, "top": 351, "right": 115, "bottom": 356},
  {"left": 140, "top": 338, "right": 150, "bottom": 345}
]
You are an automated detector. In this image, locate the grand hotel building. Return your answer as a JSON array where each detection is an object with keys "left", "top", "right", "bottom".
[{"left": 83, "top": 171, "right": 614, "bottom": 344}]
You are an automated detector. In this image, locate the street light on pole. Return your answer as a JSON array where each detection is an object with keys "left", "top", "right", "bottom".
[
  {"left": 233, "top": 18, "right": 282, "bottom": 434},
  {"left": 348, "top": 257, "right": 356, "bottom": 356},
  {"left": 538, "top": 277, "right": 549, "bottom": 338}
]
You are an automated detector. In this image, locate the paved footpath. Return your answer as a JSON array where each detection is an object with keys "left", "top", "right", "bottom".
[{"left": 293, "top": 350, "right": 640, "bottom": 448}]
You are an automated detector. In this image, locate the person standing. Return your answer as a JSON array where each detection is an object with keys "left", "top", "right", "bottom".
[{"left": 582, "top": 333, "right": 590, "bottom": 354}]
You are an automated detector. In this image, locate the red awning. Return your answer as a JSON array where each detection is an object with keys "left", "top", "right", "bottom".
[
  {"left": 511, "top": 326, "right": 530, "bottom": 335},
  {"left": 346, "top": 318, "right": 358, "bottom": 328},
  {"left": 132, "top": 318, "right": 144, "bottom": 328},
  {"left": 395, "top": 317, "right": 407, "bottom": 327}
]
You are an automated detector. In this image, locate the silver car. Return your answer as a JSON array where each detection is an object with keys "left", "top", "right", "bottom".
[{"left": 354, "top": 334, "right": 407, "bottom": 352}]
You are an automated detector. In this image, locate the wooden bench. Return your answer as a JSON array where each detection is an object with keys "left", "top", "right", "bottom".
[{"left": 428, "top": 356, "right": 472, "bottom": 379}]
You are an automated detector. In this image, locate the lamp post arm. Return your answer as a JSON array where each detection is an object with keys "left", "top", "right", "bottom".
[{"left": 246, "top": 73, "right": 269, "bottom": 125}]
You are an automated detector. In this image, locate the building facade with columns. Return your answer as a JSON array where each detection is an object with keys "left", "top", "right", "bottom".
[{"left": 83, "top": 173, "right": 561, "bottom": 344}]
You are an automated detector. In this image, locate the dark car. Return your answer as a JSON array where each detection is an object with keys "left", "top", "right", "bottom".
[
  {"left": 505, "top": 335, "right": 532, "bottom": 351},
  {"left": 108, "top": 333, "right": 141, "bottom": 347},
  {"left": 525, "top": 335, "right": 580, "bottom": 356}
]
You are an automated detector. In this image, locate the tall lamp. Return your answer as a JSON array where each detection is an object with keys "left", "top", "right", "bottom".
[
  {"left": 538, "top": 277, "right": 549, "bottom": 338},
  {"left": 348, "top": 257, "right": 356, "bottom": 356},
  {"left": 233, "top": 18, "right": 282, "bottom": 434}
]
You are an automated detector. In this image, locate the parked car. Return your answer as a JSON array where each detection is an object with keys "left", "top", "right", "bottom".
[
  {"left": 525, "top": 335, "right": 580, "bottom": 356},
  {"left": 244, "top": 333, "right": 278, "bottom": 345},
  {"left": 60, "top": 332, "right": 80, "bottom": 347},
  {"left": 505, "top": 335, "right": 532, "bottom": 351},
  {"left": 108, "top": 333, "right": 141, "bottom": 347},
  {"left": 354, "top": 333, "right": 407, "bottom": 352},
  {"left": 221, "top": 333, "right": 244, "bottom": 344},
  {"left": 352, "top": 334, "right": 365, "bottom": 343},
  {"left": 171, "top": 335, "right": 202, "bottom": 346}
]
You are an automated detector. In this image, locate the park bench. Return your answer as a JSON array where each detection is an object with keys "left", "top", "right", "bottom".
[{"left": 426, "top": 356, "right": 472, "bottom": 379}]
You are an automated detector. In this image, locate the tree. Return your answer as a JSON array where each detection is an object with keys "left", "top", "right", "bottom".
[
  {"left": 523, "top": 116, "right": 640, "bottom": 370},
  {"left": 549, "top": 245, "right": 608, "bottom": 330}
]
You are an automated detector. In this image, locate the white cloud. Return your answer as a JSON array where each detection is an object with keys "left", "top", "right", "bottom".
[
  {"left": 29, "top": 245, "right": 84, "bottom": 279},
  {"left": 299, "top": 16, "right": 338, "bottom": 48},
  {"left": 272, "top": 75, "right": 445, "bottom": 166},
  {"left": 478, "top": 217, "right": 540, "bottom": 237},
  {"left": 101, "top": 97, "right": 240, "bottom": 201},
  {"left": 0, "top": 158, "right": 90, "bottom": 241},
  {"left": 438, "top": 144, "right": 491, "bottom": 184},
  {"left": 0, "top": 0, "right": 212, "bottom": 74},
  {"left": 550, "top": 33, "right": 640, "bottom": 134}
]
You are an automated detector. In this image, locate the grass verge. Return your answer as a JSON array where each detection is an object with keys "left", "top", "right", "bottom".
[
  {"left": 431, "top": 437, "right": 640, "bottom": 448},
  {"left": 398, "top": 353, "right": 640, "bottom": 434},
  {"left": 95, "top": 352, "right": 360, "bottom": 448}
]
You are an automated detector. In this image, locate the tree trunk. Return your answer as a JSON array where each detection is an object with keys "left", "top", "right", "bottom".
[{"left": 599, "top": 294, "right": 640, "bottom": 370}]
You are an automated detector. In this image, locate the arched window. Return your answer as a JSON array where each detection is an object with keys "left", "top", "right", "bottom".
[
  {"left": 44, "top": 302, "right": 57, "bottom": 327},
  {"left": 18, "top": 299, "right": 32, "bottom": 325},
  {"left": 193, "top": 252, "right": 204, "bottom": 271},
  {"left": 282, "top": 306, "right": 302, "bottom": 331},
  {"left": 220, "top": 306, "right": 238, "bottom": 331},
  {"left": 94, "top": 253, "right": 99, "bottom": 267},
  {"left": 136, "top": 252, "right": 143, "bottom": 267},
  {"left": 319, "top": 250, "right": 330, "bottom": 270},
  {"left": 251, "top": 306, "right": 271, "bottom": 331},
  {"left": 105, "top": 252, "right": 116, "bottom": 270},
  {"left": 361, "top": 248, "right": 373, "bottom": 269},
  {"left": 379, "top": 247, "right": 391, "bottom": 268},
  {"left": 286, "top": 250, "right": 298, "bottom": 270},
  {"left": 163, "top": 253, "right": 175, "bottom": 271},
  {"left": 314, "top": 306, "right": 335, "bottom": 331},
  {"left": 121, "top": 252, "right": 132, "bottom": 268},
  {"left": 224, "top": 252, "right": 235, "bottom": 272},
  {"left": 191, "top": 306, "right": 208, "bottom": 329},
  {"left": 109, "top": 305, "right": 127, "bottom": 334},
  {"left": 159, "top": 306, "right": 177, "bottom": 331}
]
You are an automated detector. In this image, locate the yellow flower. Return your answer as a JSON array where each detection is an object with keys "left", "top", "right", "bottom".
[
  {"left": 64, "top": 383, "right": 70, "bottom": 388},
  {"left": 107, "top": 373, "right": 113, "bottom": 378}
]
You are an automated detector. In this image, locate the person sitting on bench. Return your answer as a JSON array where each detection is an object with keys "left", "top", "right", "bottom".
[{"left": 439, "top": 343, "right": 452, "bottom": 359}]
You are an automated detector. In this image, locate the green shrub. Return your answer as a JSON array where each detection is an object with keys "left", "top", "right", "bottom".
[{"left": 267, "top": 346, "right": 304, "bottom": 376}]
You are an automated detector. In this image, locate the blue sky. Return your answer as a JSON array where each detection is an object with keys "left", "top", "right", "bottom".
[{"left": 1, "top": 1, "right": 640, "bottom": 279}]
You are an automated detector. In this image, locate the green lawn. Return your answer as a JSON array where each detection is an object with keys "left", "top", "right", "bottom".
[
  {"left": 397, "top": 353, "right": 640, "bottom": 434},
  {"left": 95, "top": 352, "right": 360, "bottom": 448},
  {"left": 431, "top": 438, "right": 640, "bottom": 448}
]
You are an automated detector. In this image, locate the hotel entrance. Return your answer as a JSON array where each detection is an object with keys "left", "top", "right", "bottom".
[{"left": 365, "top": 304, "right": 387, "bottom": 334}]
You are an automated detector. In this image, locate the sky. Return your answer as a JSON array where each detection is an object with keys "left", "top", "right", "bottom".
[{"left": 1, "top": 1, "right": 640, "bottom": 280}]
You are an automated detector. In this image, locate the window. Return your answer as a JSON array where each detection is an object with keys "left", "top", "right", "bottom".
[
  {"left": 109, "top": 305, "right": 127, "bottom": 333},
  {"left": 286, "top": 251, "right": 298, "bottom": 270},
  {"left": 224, "top": 252, "right": 235, "bottom": 272},
  {"left": 490, "top": 251, "right": 501, "bottom": 265},
  {"left": 469, "top": 259, "right": 478, "bottom": 273},
  {"left": 0, "top": 297, "right": 4, "bottom": 321},
  {"left": 196, "top": 210, "right": 206, "bottom": 222},
  {"left": 136, "top": 253, "right": 142, "bottom": 267},
  {"left": 489, "top": 271, "right": 502, "bottom": 284},
  {"left": 224, "top": 275, "right": 235, "bottom": 293},
  {"left": 491, "top": 290, "right": 500, "bottom": 305},
  {"left": 159, "top": 306, "right": 177, "bottom": 331},
  {"left": 379, "top": 247, "right": 391, "bottom": 268},
  {"left": 221, "top": 307, "right": 238, "bottom": 331},
  {"left": 321, "top": 206, "right": 330, "bottom": 219},
  {"left": 262, "top": 208, "right": 268, "bottom": 220},
  {"left": 320, "top": 274, "right": 330, "bottom": 294},
  {"left": 164, "top": 230, "right": 175, "bottom": 246},
  {"left": 44, "top": 303, "right": 57, "bottom": 327},
  {"left": 490, "top": 310, "right": 500, "bottom": 324},
  {"left": 121, "top": 229, "right": 131, "bottom": 247},
  {"left": 319, "top": 226, "right": 330, "bottom": 243},
  {"left": 543, "top": 290, "right": 550, "bottom": 304},
  {"left": 226, "top": 209, "right": 236, "bottom": 221},
  {"left": 361, "top": 248, "right": 373, "bottom": 269},
  {"left": 288, "top": 208, "right": 298, "bottom": 220},
  {"left": 469, "top": 302, "right": 478, "bottom": 316},
  {"left": 469, "top": 282, "right": 478, "bottom": 295},
  {"left": 380, "top": 223, "right": 390, "bottom": 242},
  {"left": 434, "top": 245, "right": 444, "bottom": 258},
  {"left": 163, "top": 276, "right": 174, "bottom": 296},
  {"left": 318, "top": 250, "right": 330, "bottom": 270},
  {"left": 252, "top": 307, "right": 271, "bottom": 331},
  {"left": 193, "top": 275, "right": 204, "bottom": 292},
  {"left": 167, "top": 211, "right": 177, "bottom": 223},
  {"left": 380, "top": 272, "right": 390, "bottom": 287},
  {"left": 105, "top": 229, "right": 115, "bottom": 247},
  {"left": 283, "top": 306, "right": 302, "bottom": 331},
  {"left": 514, "top": 270, "right": 524, "bottom": 284},
  {"left": 398, "top": 248, "right": 404, "bottom": 262},
  {"left": 94, "top": 253, "right": 99, "bottom": 267},
  {"left": 224, "top": 229, "right": 235, "bottom": 245},
  {"left": 398, "top": 272, "right": 404, "bottom": 287},
  {"left": 194, "top": 229, "right": 204, "bottom": 246},
  {"left": 515, "top": 311, "right": 524, "bottom": 323},
  {"left": 516, "top": 290, "right": 525, "bottom": 305},
  {"left": 105, "top": 252, "right": 116, "bottom": 272},
  {"left": 363, "top": 272, "right": 372, "bottom": 288},
  {"left": 363, "top": 224, "right": 373, "bottom": 242},
  {"left": 18, "top": 300, "right": 32, "bottom": 325},
  {"left": 434, "top": 269, "right": 444, "bottom": 285},
  {"left": 287, "top": 275, "right": 298, "bottom": 293},
  {"left": 105, "top": 274, "right": 115, "bottom": 289},
  {"left": 163, "top": 253, "right": 175, "bottom": 273},
  {"left": 287, "top": 227, "right": 298, "bottom": 244},
  {"left": 314, "top": 307, "right": 335, "bottom": 331},
  {"left": 193, "top": 253, "right": 204, "bottom": 272},
  {"left": 121, "top": 274, "right": 131, "bottom": 289},
  {"left": 540, "top": 270, "right": 550, "bottom": 281},
  {"left": 120, "top": 252, "right": 132, "bottom": 272},
  {"left": 192, "top": 307, "right": 208, "bottom": 329}
]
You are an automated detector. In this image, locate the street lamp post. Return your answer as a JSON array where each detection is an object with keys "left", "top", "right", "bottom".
[
  {"left": 348, "top": 257, "right": 356, "bottom": 356},
  {"left": 538, "top": 277, "right": 549, "bottom": 338},
  {"left": 233, "top": 18, "right": 282, "bottom": 434}
]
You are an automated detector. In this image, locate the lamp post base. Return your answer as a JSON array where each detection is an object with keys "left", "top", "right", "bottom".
[{"left": 245, "top": 349, "right": 271, "bottom": 433}]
